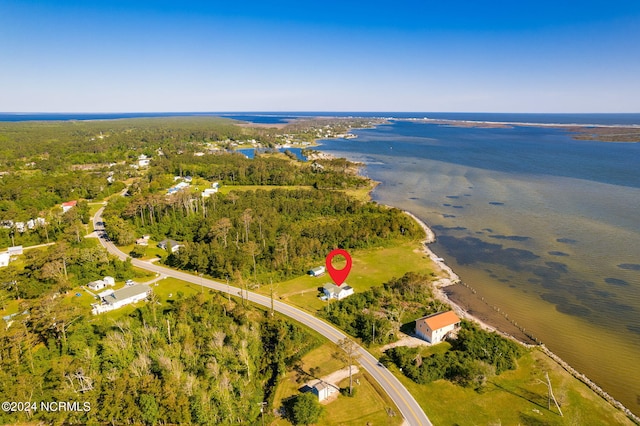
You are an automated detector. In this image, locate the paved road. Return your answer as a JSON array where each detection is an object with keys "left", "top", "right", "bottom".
[{"left": 93, "top": 207, "right": 432, "bottom": 426}]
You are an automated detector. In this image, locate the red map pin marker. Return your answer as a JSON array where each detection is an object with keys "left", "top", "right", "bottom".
[{"left": 325, "top": 249, "right": 352, "bottom": 286}]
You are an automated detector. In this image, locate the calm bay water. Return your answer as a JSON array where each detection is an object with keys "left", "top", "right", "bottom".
[{"left": 317, "top": 119, "right": 640, "bottom": 415}]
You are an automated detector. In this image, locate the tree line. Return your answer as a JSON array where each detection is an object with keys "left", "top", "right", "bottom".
[
  {"left": 104, "top": 185, "right": 422, "bottom": 283},
  {"left": 0, "top": 292, "right": 321, "bottom": 424}
]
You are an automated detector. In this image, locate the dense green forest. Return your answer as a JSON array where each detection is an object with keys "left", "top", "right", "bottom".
[
  {"left": 0, "top": 293, "right": 320, "bottom": 424},
  {"left": 104, "top": 184, "right": 422, "bottom": 282},
  {"left": 0, "top": 117, "right": 272, "bottom": 168}
]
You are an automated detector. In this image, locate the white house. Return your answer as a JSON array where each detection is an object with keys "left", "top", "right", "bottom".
[
  {"left": 158, "top": 239, "right": 183, "bottom": 253},
  {"left": 138, "top": 154, "right": 151, "bottom": 167},
  {"left": 201, "top": 188, "right": 218, "bottom": 198},
  {"left": 103, "top": 276, "right": 116, "bottom": 286},
  {"left": 0, "top": 252, "right": 10, "bottom": 268},
  {"left": 92, "top": 284, "right": 151, "bottom": 314},
  {"left": 311, "top": 380, "right": 338, "bottom": 402},
  {"left": 87, "top": 280, "right": 106, "bottom": 291},
  {"left": 61, "top": 200, "right": 77, "bottom": 213},
  {"left": 415, "top": 311, "right": 461, "bottom": 344},
  {"left": 323, "top": 283, "right": 354, "bottom": 300},
  {"left": 308, "top": 266, "right": 326, "bottom": 277}
]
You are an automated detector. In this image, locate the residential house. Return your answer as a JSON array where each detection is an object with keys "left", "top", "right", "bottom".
[
  {"left": 158, "top": 239, "right": 183, "bottom": 253},
  {"left": 415, "top": 310, "right": 461, "bottom": 344},
  {"left": 311, "top": 380, "right": 338, "bottom": 402},
  {"left": 138, "top": 154, "right": 151, "bottom": 167},
  {"left": 136, "top": 235, "right": 150, "bottom": 246},
  {"left": 308, "top": 266, "right": 326, "bottom": 277},
  {"left": 167, "top": 181, "right": 190, "bottom": 195},
  {"left": 201, "top": 188, "right": 218, "bottom": 198},
  {"left": 61, "top": 200, "right": 77, "bottom": 213},
  {"left": 323, "top": 283, "right": 354, "bottom": 300},
  {"left": 91, "top": 284, "right": 151, "bottom": 314}
]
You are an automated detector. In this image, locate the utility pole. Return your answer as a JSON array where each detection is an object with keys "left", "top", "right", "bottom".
[
  {"left": 372, "top": 321, "right": 375, "bottom": 344},
  {"left": 226, "top": 275, "right": 230, "bottom": 303}
]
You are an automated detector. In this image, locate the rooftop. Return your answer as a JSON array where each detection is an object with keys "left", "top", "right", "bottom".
[
  {"left": 418, "top": 310, "right": 461, "bottom": 330},
  {"left": 323, "top": 283, "right": 352, "bottom": 292},
  {"left": 103, "top": 284, "right": 151, "bottom": 305}
]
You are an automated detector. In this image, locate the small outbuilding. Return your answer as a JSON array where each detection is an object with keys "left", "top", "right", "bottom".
[
  {"left": 103, "top": 276, "right": 116, "bottom": 286},
  {"left": 415, "top": 310, "right": 461, "bottom": 344},
  {"left": 308, "top": 266, "right": 326, "bottom": 277},
  {"left": 87, "top": 280, "right": 106, "bottom": 291},
  {"left": 311, "top": 380, "right": 338, "bottom": 402},
  {"left": 0, "top": 252, "right": 10, "bottom": 268}
]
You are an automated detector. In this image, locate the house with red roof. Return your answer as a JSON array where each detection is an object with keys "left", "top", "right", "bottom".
[
  {"left": 415, "top": 310, "right": 461, "bottom": 344},
  {"left": 61, "top": 200, "right": 78, "bottom": 213}
]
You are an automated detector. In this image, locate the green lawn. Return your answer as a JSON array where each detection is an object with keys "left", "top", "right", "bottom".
[
  {"left": 271, "top": 343, "right": 403, "bottom": 426},
  {"left": 88, "top": 202, "right": 105, "bottom": 218},
  {"left": 387, "top": 348, "right": 633, "bottom": 425},
  {"left": 258, "top": 240, "right": 435, "bottom": 314}
]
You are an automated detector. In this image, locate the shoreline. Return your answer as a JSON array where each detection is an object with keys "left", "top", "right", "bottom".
[
  {"left": 402, "top": 202, "right": 640, "bottom": 424},
  {"left": 313, "top": 135, "right": 640, "bottom": 423},
  {"left": 401, "top": 209, "right": 523, "bottom": 339}
]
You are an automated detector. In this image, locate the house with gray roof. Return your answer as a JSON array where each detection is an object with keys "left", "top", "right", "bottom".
[{"left": 92, "top": 284, "right": 151, "bottom": 314}]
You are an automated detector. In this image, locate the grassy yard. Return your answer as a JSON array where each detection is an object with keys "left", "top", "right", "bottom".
[
  {"left": 341, "top": 180, "right": 379, "bottom": 203},
  {"left": 387, "top": 348, "right": 633, "bottom": 425},
  {"left": 271, "top": 343, "right": 403, "bottom": 426},
  {"left": 257, "top": 240, "right": 435, "bottom": 314},
  {"left": 88, "top": 202, "right": 106, "bottom": 218}
]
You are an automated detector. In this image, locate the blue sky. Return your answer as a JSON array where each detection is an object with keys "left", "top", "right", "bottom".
[{"left": 1, "top": 0, "right": 639, "bottom": 112}]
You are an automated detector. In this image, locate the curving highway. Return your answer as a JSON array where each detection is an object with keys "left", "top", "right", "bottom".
[{"left": 93, "top": 207, "right": 432, "bottom": 426}]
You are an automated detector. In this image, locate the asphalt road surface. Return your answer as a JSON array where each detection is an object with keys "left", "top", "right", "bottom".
[{"left": 94, "top": 207, "right": 432, "bottom": 426}]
